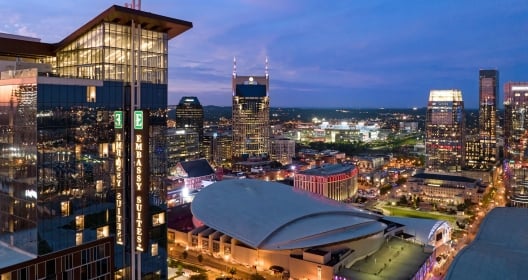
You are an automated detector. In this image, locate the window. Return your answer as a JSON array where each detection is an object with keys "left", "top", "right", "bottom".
[
  {"left": 76, "top": 232, "right": 83, "bottom": 245},
  {"left": 76, "top": 215, "right": 84, "bottom": 230},
  {"left": 152, "top": 213, "right": 165, "bottom": 226},
  {"left": 97, "top": 226, "right": 109, "bottom": 239},
  {"left": 151, "top": 243, "right": 158, "bottom": 256},
  {"left": 46, "top": 260, "right": 55, "bottom": 277},
  {"left": 86, "top": 86, "right": 96, "bottom": 102},
  {"left": 96, "top": 180, "right": 103, "bottom": 193},
  {"left": 61, "top": 201, "right": 70, "bottom": 216}
]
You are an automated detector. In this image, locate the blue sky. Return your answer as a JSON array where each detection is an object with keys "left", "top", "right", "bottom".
[{"left": 1, "top": 0, "right": 527, "bottom": 108}]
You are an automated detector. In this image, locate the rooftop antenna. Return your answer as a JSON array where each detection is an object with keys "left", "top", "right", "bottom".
[
  {"left": 125, "top": 0, "right": 141, "bottom": 10},
  {"left": 265, "top": 56, "right": 269, "bottom": 79},
  {"left": 232, "top": 56, "right": 237, "bottom": 78}
]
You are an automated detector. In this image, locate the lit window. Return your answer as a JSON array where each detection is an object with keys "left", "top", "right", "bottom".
[
  {"left": 61, "top": 201, "right": 70, "bottom": 216},
  {"left": 96, "top": 180, "right": 103, "bottom": 193},
  {"left": 76, "top": 215, "right": 84, "bottom": 230},
  {"left": 152, "top": 213, "right": 165, "bottom": 226},
  {"left": 151, "top": 243, "right": 158, "bottom": 256},
  {"left": 97, "top": 226, "right": 109, "bottom": 239},
  {"left": 76, "top": 232, "right": 83, "bottom": 245},
  {"left": 86, "top": 86, "right": 96, "bottom": 102}
]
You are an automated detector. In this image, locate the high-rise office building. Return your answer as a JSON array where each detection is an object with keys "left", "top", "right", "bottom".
[
  {"left": 0, "top": 5, "right": 191, "bottom": 280},
  {"left": 478, "top": 69, "right": 499, "bottom": 166},
  {"left": 203, "top": 131, "right": 232, "bottom": 167},
  {"left": 270, "top": 136, "right": 295, "bottom": 165},
  {"left": 231, "top": 58, "right": 270, "bottom": 160},
  {"left": 425, "top": 90, "right": 465, "bottom": 172},
  {"left": 175, "top": 96, "right": 204, "bottom": 143},
  {"left": 167, "top": 128, "right": 200, "bottom": 168},
  {"left": 504, "top": 82, "right": 528, "bottom": 179}
]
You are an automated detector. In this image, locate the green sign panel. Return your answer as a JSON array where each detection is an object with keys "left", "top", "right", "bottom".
[
  {"left": 114, "top": 111, "right": 123, "bottom": 129},
  {"left": 134, "top": 111, "right": 143, "bottom": 130}
]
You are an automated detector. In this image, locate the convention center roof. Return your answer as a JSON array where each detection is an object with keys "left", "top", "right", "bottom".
[{"left": 191, "top": 179, "right": 387, "bottom": 250}]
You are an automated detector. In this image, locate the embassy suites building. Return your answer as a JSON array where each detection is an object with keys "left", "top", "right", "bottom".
[{"left": 0, "top": 5, "right": 191, "bottom": 280}]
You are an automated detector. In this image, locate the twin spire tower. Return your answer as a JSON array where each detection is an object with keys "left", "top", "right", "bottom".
[
  {"left": 231, "top": 57, "right": 271, "bottom": 160},
  {"left": 232, "top": 56, "right": 269, "bottom": 79}
]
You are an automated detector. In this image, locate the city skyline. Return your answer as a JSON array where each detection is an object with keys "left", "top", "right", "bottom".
[{"left": 1, "top": 0, "right": 527, "bottom": 108}]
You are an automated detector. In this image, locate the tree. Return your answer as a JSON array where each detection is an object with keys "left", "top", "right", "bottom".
[
  {"left": 398, "top": 195, "right": 408, "bottom": 206},
  {"left": 190, "top": 273, "right": 208, "bottom": 280},
  {"left": 396, "top": 177, "right": 407, "bottom": 185},
  {"left": 197, "top": 254, "right": 203, "bottom": 263},
  {"left": 229, "top": 267, "right": 237, "bottom": 277},
  {"left": 176, "top": 264, "right": 184, "bottom": 277},
  {"left": 250, "top": 273, "right": 266, "bottom": 280},
  {"left": 181, "top": 250, "right": 188, "bottom": 259}
]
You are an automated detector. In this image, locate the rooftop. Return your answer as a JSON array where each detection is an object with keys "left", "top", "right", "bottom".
[
  {"left": 412, "top": 173, "right": 477, "bottom": 183},
  {"left": 191, "top": 179, "right": 386, "bottom": 250},
  {"left": 298, "top": 164, "right": 355, "bottom": 176},
  {"left": 445, "top": 207, "right": 528, "bottom": 280},
  {"left": 178, "top": 159, "right": 215, "bottom": 178},
  {"left": 0, "top": 5, "right": 192, "bottom": 58},
  {"left": 340, "top": 238, "right": 432, "bottom": 280},
  {"left": 0, "top": 241, "right": 36, "bottom": 268}
]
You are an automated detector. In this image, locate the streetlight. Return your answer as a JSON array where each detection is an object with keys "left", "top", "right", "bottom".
[{"left": 224, "top": 254, "right": 230, "bottom": 277}]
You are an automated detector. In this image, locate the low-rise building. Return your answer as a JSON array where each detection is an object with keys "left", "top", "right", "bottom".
[
  {"left": 173, "top": 159, "right": 216, "bottom": 190},
  {"left": 167, "top": 159, "right": 216, "bottom": 206},
  {"left": 406, "top": 173, "right": 486, "bottom": 205},
  {"left": 294, "top": 163, "right": 358, "bottom": 201}
]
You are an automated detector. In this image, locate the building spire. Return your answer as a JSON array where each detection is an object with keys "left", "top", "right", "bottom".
[
  {"left": 265, "top": 56, "right": 269, "bottom": 79},
  {"left": 233, "top": 56, "right": 237, "bottom": 78}
]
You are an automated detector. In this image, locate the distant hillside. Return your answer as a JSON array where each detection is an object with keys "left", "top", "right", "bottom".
[{"left": 167, "top": 106, "right": 486, "bottom": 130}]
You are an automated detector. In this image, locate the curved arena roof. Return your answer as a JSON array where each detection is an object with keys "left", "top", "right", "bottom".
[
  {"left": 445, "top": 207, "right": 528, "bottom": 280},
  {"left": 191, "top": 179, "right": 387, "bottom": 250}
]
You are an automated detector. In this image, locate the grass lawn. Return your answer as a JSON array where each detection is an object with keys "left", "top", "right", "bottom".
[{"left": 382, "top": 206, "right": 457, "bottom": 224}]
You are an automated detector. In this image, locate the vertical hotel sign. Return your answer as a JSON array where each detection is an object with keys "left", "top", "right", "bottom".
[
  {"left": 114, "top": 111, "right": 124, "bottom": 245},
  {"left": 134, "top": 110, "right": 149, "bottom": 252}
]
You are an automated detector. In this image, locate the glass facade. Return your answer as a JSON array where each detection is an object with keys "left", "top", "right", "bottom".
[
  {"left": 55, "top": 23, "right": 168, "bottom": 84},
  {"left": 0, "top": 78, "right": 38, "bottom": 256},
  {"left": 232, "top": 76, "right": 270, "bottom": 159},
  {"left": 175, "top": 96, "right": 204, "bottom": 143},
  {"left": 425, "top": 90, "right": 465, "bottom": 172},
  {"left": 0, "top": 21, "right": 173, "bottom": 280},
  {"left": 478, "top": 70, "right": 499, "bottom": 166}
]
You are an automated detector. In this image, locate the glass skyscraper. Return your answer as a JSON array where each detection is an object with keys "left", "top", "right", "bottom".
[
  {"left": 175, "top": 96, "right": 204, "bottom": 144},
  {"left": 425, "top": 90, "right": 465, "bottom": 172},
  {"left": 504, "top": 82, "right": 528, "bottom": 181},
  {"left": 231, "top": 61, "right": 270, "bottom": 160},
  {"left": 0, "top": 5, "right": 191, "bottom": 280},
  {"left": 478, "top": 69, "right": 499, "bottom": 166}
]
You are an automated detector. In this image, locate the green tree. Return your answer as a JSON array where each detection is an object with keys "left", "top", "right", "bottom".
[
  {"left": 398, "top": 195, "right": 408, "bottom": 206},
  {"left": 229, "top": 267, "right": 237, "bottom": 277},
  {"left": 190, "top": 273, "right": 208, "bottom": 280},
  {"left": 176, "top": 264, "right": 183, "bottom": 276},
  {"left": 396, "top": 177, "right": 407, "bottom": 185}
]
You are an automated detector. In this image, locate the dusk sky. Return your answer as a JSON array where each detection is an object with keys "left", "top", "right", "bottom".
[{"left": 1, "top": 0, "right": 527, "bottom": 108}]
